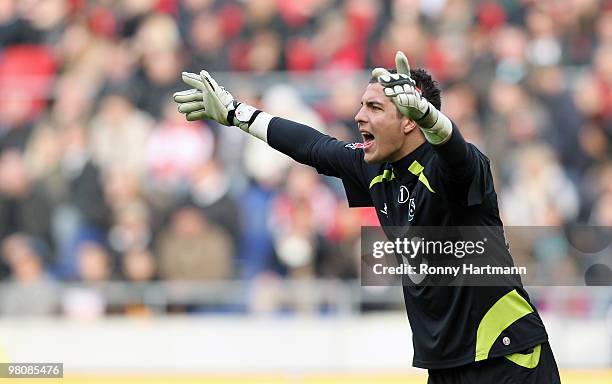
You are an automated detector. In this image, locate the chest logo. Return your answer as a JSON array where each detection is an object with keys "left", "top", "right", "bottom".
[{"left": 398, "top": 186, "right": 410, "bottom": 204}]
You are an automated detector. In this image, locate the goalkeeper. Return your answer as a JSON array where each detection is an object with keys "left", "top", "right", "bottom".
[{"left": 173, "top": 51, "right": 561, "bottom": 383}]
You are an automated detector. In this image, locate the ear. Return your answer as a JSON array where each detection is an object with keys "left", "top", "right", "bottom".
[{"left": 401, "top": 117, "right": 418, "bottom": 135}]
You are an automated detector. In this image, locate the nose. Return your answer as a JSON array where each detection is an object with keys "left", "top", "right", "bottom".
[{"left": 355, "top": 105, "right": 367, "bottom": 125}]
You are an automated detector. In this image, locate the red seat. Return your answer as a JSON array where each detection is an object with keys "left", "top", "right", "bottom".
[{"left": 0, "top": 44, "right": 57, "bottom": 120}]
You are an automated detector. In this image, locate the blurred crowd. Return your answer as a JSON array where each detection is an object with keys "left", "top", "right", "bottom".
[{"left": 0, "top": 0, "right": 610, "bottom": 317}]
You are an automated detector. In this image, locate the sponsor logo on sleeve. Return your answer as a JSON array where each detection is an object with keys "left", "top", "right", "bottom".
[{"left": 345, "top": 142, "right": 365, "bottom": 150}]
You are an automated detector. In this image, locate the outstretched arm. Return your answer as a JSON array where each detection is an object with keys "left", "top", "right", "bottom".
[
  {"left": 173, "top": 71, "right": 373, "bottom": 206},
  {"left": 175, "top": 71, "right": 351, "bottom": 171}
]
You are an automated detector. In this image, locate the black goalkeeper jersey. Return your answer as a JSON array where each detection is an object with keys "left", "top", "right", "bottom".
[{"left": 267, "top": 117, "right": 549, "bottom": 369}]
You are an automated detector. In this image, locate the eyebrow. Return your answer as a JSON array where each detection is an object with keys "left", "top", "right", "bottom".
[{"left": 361, "top": 100, "right": 384, "bottom": 108}]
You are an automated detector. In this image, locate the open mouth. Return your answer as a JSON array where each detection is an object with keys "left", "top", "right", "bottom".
[{"left": 361, "top": 131, "right": 375, "bottom": 150}]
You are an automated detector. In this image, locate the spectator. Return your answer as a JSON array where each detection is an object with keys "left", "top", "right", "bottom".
[
  {"left": 186, "top": 158, "right": 241, "bottom": 245},
  {"left": 0, "top": 149, "right": 52, "bottom": 250},
  {"left": 156, "top": 205, "right": 233, "bottom": 281},
  {"left": 52, "top": 121, "right": 111, "bottom": 279},
  {"left": 146, "top": 100, "right": 214, "bottom": 199},
  {"left": 0, "top": 233, "right": 58, "bottom": 316},
  {"left": 120, "top": 248, "right": 157, "bottom": 316},
  {"left": 108, "top": 200, "right": 152, "bottom": 256},
  {"left": 184, "top": 9, "right": 229, "bottom": 73},
  {"left": 122, "top": 248, "right": 156, "bottom": 283},
  {"left": 500, "top": 143, "right": 579, "bottom": 226},
  {"left": 130, "top": 14, "right": 182, "bottom": 118},
  {"left": 89, "top": 91, "right": 153, "bottom": 177},
  {"left": 62, "top": 241, "right": 112, "bottom": 319}
]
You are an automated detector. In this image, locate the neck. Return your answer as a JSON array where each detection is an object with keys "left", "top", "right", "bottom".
[{"left": 388, "top": 132, "right": 426, "bottom": 162}]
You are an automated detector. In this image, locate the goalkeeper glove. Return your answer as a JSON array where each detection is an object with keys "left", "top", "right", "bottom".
[
  {"left": 372, "top": 51, "right": 452, "bottom": 145},
  {"left": 173, "top": 71, "right": 271, "bottom": 142}
]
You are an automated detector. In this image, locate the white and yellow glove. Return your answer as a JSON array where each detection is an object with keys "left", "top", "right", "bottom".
[
  {"left": 173, "top": 71, "right": 271, "bottom": 142},
  {"left": 372, "top": 51, "right": 452, "bottom": 145}
]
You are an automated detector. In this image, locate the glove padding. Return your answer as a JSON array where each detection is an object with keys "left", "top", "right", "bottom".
[
  {"left": 173, "top": 71, "right": 258, "bottom": 132},
  {"left": 372, "top": 51, "right": 452, "bottom": 145}
]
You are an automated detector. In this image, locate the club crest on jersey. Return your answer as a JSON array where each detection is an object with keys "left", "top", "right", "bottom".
[
  {"left": 408, "top": 197, "right": 416, "bottom": 221},
  {"left": 345, "top": 142, "right": 365, "bottom": 150}
]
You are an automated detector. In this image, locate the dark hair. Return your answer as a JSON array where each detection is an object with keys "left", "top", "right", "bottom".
[{"left": 369, "top": 68, "right": 441, "bottom": 110}]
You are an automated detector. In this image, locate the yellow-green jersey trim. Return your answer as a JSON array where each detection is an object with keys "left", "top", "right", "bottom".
[
  {"left": 369, "top": 169, "right": 396, "bottom": 189},
  {"left": 504, "top": 344, "right": 541, "bottom": 369},
  {"left": 408, "top": 160, "right": 435, "bottom": 193},
  {"left": 475, "top": 289, "right": 534, "bottom": 362}
]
